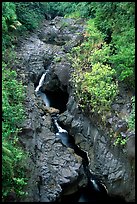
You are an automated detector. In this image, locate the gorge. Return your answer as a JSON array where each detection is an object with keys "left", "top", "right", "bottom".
[
  {"left": 34, "top": 72, "right": 125, "bottom": 203},
  {"left": 14, "top": 16, "right": 135, "bottom": 202}
]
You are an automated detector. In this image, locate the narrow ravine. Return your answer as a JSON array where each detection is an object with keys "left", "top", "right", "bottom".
[
  {"left": 35, "top": 72, "right": 69, "bottom": 113},
  {"left": 51, "top": 116, "right": 125, "bottom": 202},
  {"left": 52, "top": 116, "right": 108, "bottom": 202},
  {"left": 34, "top": 73, "right": 126, "bottom": 203}
]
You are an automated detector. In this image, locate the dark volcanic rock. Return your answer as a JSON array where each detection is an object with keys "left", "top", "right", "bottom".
[
  {"left": 59, "top": 93, "right": 135, "bottom": 202},
  {"left": 14, "top": 17, "right": 88, "bottom": 200},
  {"left": 17, "top": 83, "right": 86, "bottom": 202}
]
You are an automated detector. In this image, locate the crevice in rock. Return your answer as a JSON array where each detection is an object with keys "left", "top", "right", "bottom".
[{"left": 51, "top": 116, "right": 126, "bottom": 202}]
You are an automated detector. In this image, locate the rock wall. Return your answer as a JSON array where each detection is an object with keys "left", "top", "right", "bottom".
[
  {"left": 59, "top": 94, "right": 135, "bottom": 202},
  {"left": 15, "top": 17, "right": 87, "bottom": 202},
  {"left": 18, "top": 83, "right": 87, "bottom": 202}
]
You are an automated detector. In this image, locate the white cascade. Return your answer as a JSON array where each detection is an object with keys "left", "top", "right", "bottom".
[
  {"left": 35, "top": 72, "right": 47, "bottom": 93},
  {"left": 35, "top": 71, "right": 50, "bottom": 107},
  {"left": 39, "top": 92, "right": 50, "bottom": 107},
  {"left": 54, "top": 119, "right": 68, "bottom": 133},
  {"left": 90, "top": 179, "right": 100, "bottom": 192}
]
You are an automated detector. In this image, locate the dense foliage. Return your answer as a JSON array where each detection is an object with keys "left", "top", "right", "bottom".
[
  {"left": 93, "top": 2, "right": 135, "bottom": 89},
  {"left": 69, "top": 19, "right": 119, "bottom": 116},
  {"left": 67, "top": 2, "right": 135, "bottom": 129},
  {"left": 2, "top": 2, "right": 27, "bottom": 201},
  {"left": 2, "top": 61, "right": 27, "bottom": 201},
  {"left": 2, "top": 2, "right": 21, "bottom": 49},
  {"left": 15, "top": 2, "right": 47, "bottom": 31}
]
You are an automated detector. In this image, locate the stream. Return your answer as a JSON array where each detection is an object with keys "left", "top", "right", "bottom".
[{"left": 35, "top": 73, "right": 126, "bottom": 203}]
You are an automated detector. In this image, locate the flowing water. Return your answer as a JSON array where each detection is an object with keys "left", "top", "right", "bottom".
[
  {"left": 52, "top": 117, "right": 109, "bottom": 202},
  {"left": 35, "top": 72, "right": 68, "bottom": 112},
  {"left": 35, "top": 74, "right": 126, "bottom": 203},
  {"left": 35, "top": 72, "right": 50, "bottom": 107},
  {"left": 35, "top": 72, "right": 47, "bottom": 92}
]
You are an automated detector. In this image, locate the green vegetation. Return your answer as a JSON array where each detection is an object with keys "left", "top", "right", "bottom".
[
  {"left": 76, "top": 63, "right": 118, "bottom": 114},
  {"left": 114, "top": 134, "right": 128, "bottom": 146},
  {"left": 2, "top": 61, "right": 27, "bottom": 201},
  {"left": 2, "top": 2, "right": 21, "bottom": 49},
  {"left": 66, "top": 2, "right": 135, "bottom": 144},
  {"left": 2, "top": 63, "right": 25, "bottom": 132},
  {"left": 69, "top": 19, "right": 118, "bottom": 117},
  {"left": 15, "top": 2, "right": 48, "bottom": 31},
  {"left": 2, "top": 2, "right": 27, "bottom": 201},
  {"left": 94, "top": 2, "right": 135, "bottom": 89},
  {"left": 128, "top": 96, "right": 135, "bottom": 131}
]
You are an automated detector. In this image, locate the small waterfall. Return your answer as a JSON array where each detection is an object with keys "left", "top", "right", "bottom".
[
  {"left": 35, "top": 72, "right": 50, "bottom": 107},
  {"left": 35, "top": 72, "right": 47, "bottom": 93},
  {"left": 54, "top": 118, "right": 67, "bottom": 133},
  {"left": 52, "top": 116, "right": 108, "bottom": 199},
  {"left": 39, "top": 92, "right": 50, "bottom": 107},
  {"left": 90, "top": 179, "right": 100, "bottom": 192},
  {"left": 52, "top": 117, "right": 74, "bottom": 148}
]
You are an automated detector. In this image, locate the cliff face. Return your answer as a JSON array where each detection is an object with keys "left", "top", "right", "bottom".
[
  {"left": 59, "top": 94, "right": 135, "bottom": 202},
  {"left": 15, "top": 16, "right": 135, "bottom": 202}
]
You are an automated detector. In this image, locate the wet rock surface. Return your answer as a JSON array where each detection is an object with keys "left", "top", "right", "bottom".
[
  {"left": 15, "top": 16, "right": 135, "bottom": 202},
  {"left": 59, "top": 93, "right": 135, "bottom": 202},
  {"left": 15, "top": 17, "right": 87, "bottom": 202},
  {"left": 18, "top": 83, "right": 86, "bottom": 202},
  {"left": 16, "top": 16, "right": 85, "bottom": 92}
]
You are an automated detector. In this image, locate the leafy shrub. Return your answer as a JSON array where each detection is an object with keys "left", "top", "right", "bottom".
[
  {"left": 128, "top": 96, "right": 135, "bottom": 131},
  {"left": 2, "top": 63, "right": 25, "bottom": 129},
  {"left": 72, "top": 63, "right": 118, "bottom": 114},
  {"left": 2, "top": 62, "right": 27, "bottom": 201},
  {"left": 88, "top": 43, "right": 110, "bottom": 65},
  {"left": 76, "top": 2, "right": 96, "bottom": 18},
  {"left": 93, "top": 2, "right": 135, "bottom": 90},
  {"left": 109, "top": 27, "right": 135, "bottom": 88},
  {"left": 2, "top": 139, "right": 28, "bottom": 201},
  {"left": 65, "top": 11, "right": 81, "bottom": 19},
  {"left": 48, "top": 2, "right": 78, "bottom": 17},
  {"left": 15, "top": 2, "right": 44, "bottom": 31},
  {"left": 2, "top": 2, "right": 17, "bottom": 31},
  {"left": 69, "top": 19, "right": 118, "bottom": 117},
  {"left": 114, "top": 134, "right": 127, "bottom": 146},
  {"left": 2, "top": 2, "right": 21, "bottom": 48}
]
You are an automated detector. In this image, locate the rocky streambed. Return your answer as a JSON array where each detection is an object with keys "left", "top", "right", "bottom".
[{"left": 15, "top": 16, "right": 135, "bottom": 202}]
